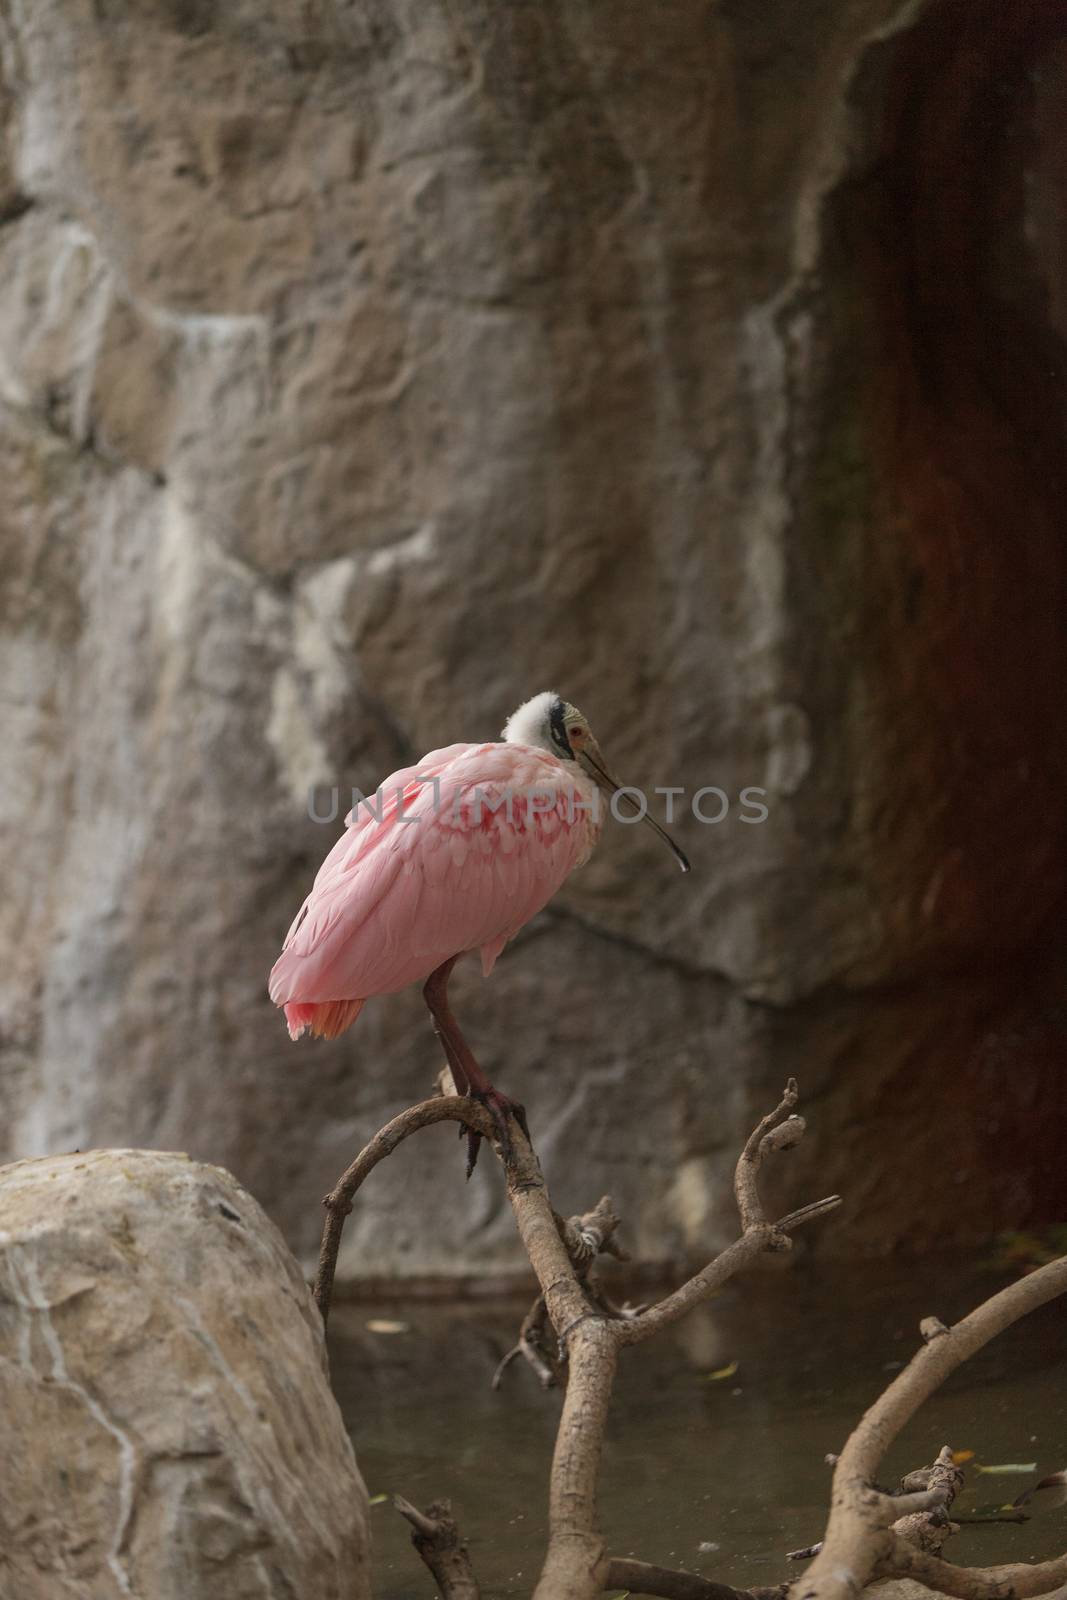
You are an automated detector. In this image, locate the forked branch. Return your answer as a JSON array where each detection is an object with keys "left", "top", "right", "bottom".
[
  {"left": 315, "top": 1079, "right": 839, "bottom": 1600},
  {"left": 493, "top": 1196, "right": 630, "bottom": 1391},
  {"left": 313, "top": 1079, "right": 1067, "bottom": 1600},
  {"left": 393, "top": 1495, "right": 480, "bottom": 1600},
  {"left": 875, "top": 1538, "right": 1067, "bottom": 1600},
  {"left": 535, "top": 1078, "right": 839, "bottom": 1598},
  {"left": 793, "top": 1254, "right": 1067, "bottom": 1600}
]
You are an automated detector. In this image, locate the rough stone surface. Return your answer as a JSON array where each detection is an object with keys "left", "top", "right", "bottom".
[
  {"left": 0, "top": 2, "right": 1065, "bottom": 1276},
  {"left": 0, "top": 1149, "right": 371, "bottom": 1600}
]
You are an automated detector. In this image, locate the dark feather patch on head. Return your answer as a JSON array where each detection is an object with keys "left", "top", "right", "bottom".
[{"left": 548, "top": 696, "right": 574, "bottom": 759}]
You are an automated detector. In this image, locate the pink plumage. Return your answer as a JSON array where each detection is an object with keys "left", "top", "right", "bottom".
[{"left": 269, "top": 732, "right": 599, "bottom": 1042}]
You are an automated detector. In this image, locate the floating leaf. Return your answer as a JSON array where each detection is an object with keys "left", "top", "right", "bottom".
[
  {"left": 368, "top": 1493, "right": 389, "bottom": 1506},
  {"left": 975, "top": 1463, "right": 1038, "bottom": 1476},
  {"left": 704, "top": 1360, "right": 739, "bottom": 1381},
  {"left": 952, "top": 1450, "right": 976, "bottom": 1465},
  {"left": 365, "top": 1319, "right": 410, "bottom": 1335}
]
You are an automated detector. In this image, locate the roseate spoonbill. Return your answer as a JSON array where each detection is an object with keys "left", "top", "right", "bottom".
[{"left": 268, "top": 692, "right": 688, "bottom": 1146}]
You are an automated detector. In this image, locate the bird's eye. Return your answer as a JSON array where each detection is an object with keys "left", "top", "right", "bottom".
[{"left": 568, "top": 726, "right": 583, "bottom": 740}]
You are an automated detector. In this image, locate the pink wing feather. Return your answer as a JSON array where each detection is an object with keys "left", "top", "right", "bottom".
[{"left": 269, "top": 743, "right": 589, "bottom": 1035}]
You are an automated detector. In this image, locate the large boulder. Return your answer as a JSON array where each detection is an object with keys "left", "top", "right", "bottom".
[
  {"left": 0, "top": 1, "right": 1065, "bottom": 1275},
  {"left": 0, "top": 1149, "right": 371, "bottom": 1600}
]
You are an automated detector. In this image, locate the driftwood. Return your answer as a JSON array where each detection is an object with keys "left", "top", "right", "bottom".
[
  {"left": 795, "top": 1259, "right": 1067, "bottom": 1600},
  {"left": 393, "top": 1495, "right": 480, "bottom": 1600},
  {"left": 314, "top": 1083, "right": 1067, "bottom": 1600}
]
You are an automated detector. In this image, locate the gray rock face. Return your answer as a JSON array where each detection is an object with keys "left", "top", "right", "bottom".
[
  {"left": 0, "top": 1149, "right": 370, "bottom": 1600},
  {"left": 0, "top": 1, "right": 1065, "bottom": 1276}
]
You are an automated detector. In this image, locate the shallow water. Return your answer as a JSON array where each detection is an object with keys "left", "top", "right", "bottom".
[{"left": 328, "top": 1259, "right": 1066, "bottom": 1598}]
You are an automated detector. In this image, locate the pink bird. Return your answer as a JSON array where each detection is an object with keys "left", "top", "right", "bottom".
[{"left": 269, "top": 692, "right": 688, "bottom": 1146}]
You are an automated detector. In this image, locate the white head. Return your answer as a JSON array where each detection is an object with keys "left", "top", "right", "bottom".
[
  {"left": 501, "top": 691, "right": 594, "bottom": 762},
  {"left": 502, "top": 691, "right": 690, "bottom": 872}
]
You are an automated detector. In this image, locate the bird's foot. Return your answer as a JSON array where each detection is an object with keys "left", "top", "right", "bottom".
[
  {"left": 476, "top": 1087, "right": 530, "bottom": 1154},
  {"left": 459, "top": 1088, "right": 530, "bottom": 1175},
  {"left": 460, "top": 1123, "right": 483, "bottom": 1180}
]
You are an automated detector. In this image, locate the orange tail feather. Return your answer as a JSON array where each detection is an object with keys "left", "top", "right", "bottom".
[{"left": 283, "top": 998, "right": 365, "bottom": 1041}]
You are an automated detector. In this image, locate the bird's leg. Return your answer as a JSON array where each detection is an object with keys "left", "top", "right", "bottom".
[
  {"left": 428, "top": 1020, "right": 488, "bottom": 1179},
  {"left": 422, "top": 959, "right": 484, "bottom": 1174},
  {"left": 431, "top": 1019, "right": 471, "bottom": 1096},
  {"left": 422, "top": 958, "right": 530, "bottom": 1165},
  {"left": 423, "top": 961, "right": 494, "bottom": 1176}
]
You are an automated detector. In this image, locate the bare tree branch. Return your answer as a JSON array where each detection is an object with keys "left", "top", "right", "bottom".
[
  {"left": 536, "top": 1319, "right": 621, "bottom": 1598},
  {"left": 873, "top": 1541, "right": 1067, "bottom": 1600},
  {"left": 734, "top": 1077, "right": 800, "bottom": 1229},
  {"left": 314, "top": 1095, "right": 493, "bottom": 1325},
  {"left": 317, "top": 1079, "right": 837, "bottom": 1600},
  {"left": 792, "top": 1255, "right": 1067, "bottom": 1600},
  {"left": 774, "top": 1196, "right": 845, "bottom": 1233},
  {"left": 888, "top": 1447, "right": 963, "bottom": 1552},
  {"left": 789, "top": 1544, "right": 824, "bottom": 1563},
  {"left": 494, "top": 1197, "right": 629, "bottom": 1391},
  {"left": 394, "top": 1495, "right": 481, "bottom": 1600},
  {"left": 559, "top": 1195, "right": 628, "bottom": 1267},
  {"left": 529, "top": 1083, "right": 836, "bottom": 1598},
  {"left": 321, "top": 1080, "right": 1067, "bottom": 1600},
  {"left": 953, "top": 1512, "right": 1031, "bottom": 1527},
  {"left": 617, "top": 1229, "right": 781, "bottom": 1345},
  {"left": 315, "top": 1088, "right": 624, "bottom": 1593},
  {"left": 792, "top": 1449, "right": 964, "bottom": 1569},
  {"left": 601, "top": 1557, "right": 780, "bottom": 1599},
  {"left": 617, "top": 1086, "right": 840, "bottom": 1348},
  {"left": 492, "top": 1294, "right": 559, "bottom": 1390}
]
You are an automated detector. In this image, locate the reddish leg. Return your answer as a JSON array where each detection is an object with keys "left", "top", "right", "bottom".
[{"left": 422, "top": 957, "right": 529, "bottom": 1169}]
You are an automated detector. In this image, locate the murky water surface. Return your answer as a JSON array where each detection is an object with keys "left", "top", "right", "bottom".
[{"left": 329, "top": 1260, "right": 1065, "bottom": 1597}]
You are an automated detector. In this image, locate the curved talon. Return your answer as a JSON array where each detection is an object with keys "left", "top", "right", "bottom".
[
  {"left": 469, "top": 1088, "right": 529, "bottom": 1161},
  {"left": 464, "top": 1126, "right": 483, "bottom": 1179}
]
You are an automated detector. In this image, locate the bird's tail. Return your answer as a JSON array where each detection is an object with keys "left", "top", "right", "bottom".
[{"left": 283, "top": 998, "right": 365, "bottom": 1041}]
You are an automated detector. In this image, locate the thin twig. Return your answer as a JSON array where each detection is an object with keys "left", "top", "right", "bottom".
[
  {"left": 774, "top": 1196, "right": 843, "bottom": 1232},
  {"left": 617, "top": 1201, "right": 841, "bottom": 1347},
  {"left": 492, "top": 1295, "right": 559, "bottom": 1390},
  {"left": 954, "top": 1511, "right": 1031, "bottom": 1526},
  {"left": 788, "top": 1543, "right": 823, "bottom": 1562},
  {"left": 734, "top": 1077, "right": 799, "bottom": 1230}
]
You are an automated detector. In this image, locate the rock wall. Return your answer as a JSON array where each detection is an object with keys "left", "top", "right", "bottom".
[
  {"left": 0, "top": 1, "right": 1065, "bottom": 1277},
  {"left": 0, "top": 1149, "right": 370, "bottom": 1599}
]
